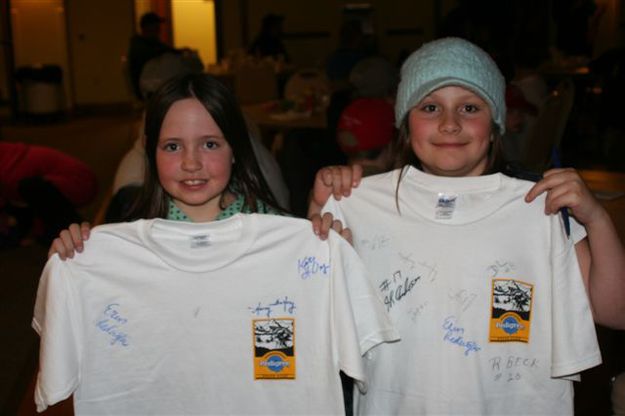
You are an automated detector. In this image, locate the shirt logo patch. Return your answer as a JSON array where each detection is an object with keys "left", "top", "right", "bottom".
[
  {"left": 253, "top": 318, "right": 295, "bottom": 379},
  {"left": 489, "top": 279, "right": 533, "bottom": 343}
]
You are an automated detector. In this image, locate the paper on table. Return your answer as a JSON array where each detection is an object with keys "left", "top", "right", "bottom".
[{"left": 269, "top": 110, "right": 311, "bottom": 121}]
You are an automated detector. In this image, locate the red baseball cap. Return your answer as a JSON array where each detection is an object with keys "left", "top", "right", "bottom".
[{"left": 337, "top": 98, "right": 395, "bottom": 153}]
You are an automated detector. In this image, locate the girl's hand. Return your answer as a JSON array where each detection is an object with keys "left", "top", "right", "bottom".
[
  {"left": 48, "top": 222, "right": 92, "bottom": 260},
  {"left": 525, "top": 168, "right": 604, "bottom": 225},
  {"left": 308, "top": 165, "right": 362, "bottom": 218},
  {"left": 310, "top": 212, "right": 353, "bottom": 244}
]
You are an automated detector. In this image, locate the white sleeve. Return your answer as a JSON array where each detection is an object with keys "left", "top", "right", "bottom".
[
  {"left": 569, "top": 216, "right": 586, "bottom": 245},
  {"left": 329, "top": 233, "right": 399, "bottom": 390},
  {"left": 32, "top": 256, "right": 81, "bottom": 412},
  {"left": 550, "top": 218, "right": 601, "bottom": 379}
]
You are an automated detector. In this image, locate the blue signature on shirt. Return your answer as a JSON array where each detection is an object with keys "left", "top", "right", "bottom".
[
  {"left": 96, "top": 303, "right": 130, "bottom": 347},
  {"left": 298, "top": 256, "right": 330, "bottom": 279},
  {"left": 249, "top": 296, "right": 297, "bottom": 318},
  {"left": 442, "top": 315, "right": 481, "bottom": 356}
]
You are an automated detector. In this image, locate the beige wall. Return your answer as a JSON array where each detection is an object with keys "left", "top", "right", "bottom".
[{"left": 172, "top": 0, "right": 217, "bottom": 66}]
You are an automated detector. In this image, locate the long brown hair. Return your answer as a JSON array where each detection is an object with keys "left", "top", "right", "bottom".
[{"left": 126, "top": 73, "right": 284, "bottom": 220}]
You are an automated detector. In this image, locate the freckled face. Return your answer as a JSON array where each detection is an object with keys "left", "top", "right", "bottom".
[
  {"left": 156, "top": 98, "right": 233, "bottom": 221},
  {"left": 408, "top": 86, "right": 493, "bottom": 177}
]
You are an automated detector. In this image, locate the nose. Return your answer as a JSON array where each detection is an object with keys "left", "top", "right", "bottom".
[
  {"left": 181, "top": 149, "right": 202, "bottom": 171},
  {"left": 439, "top": 111, "right": 461, "bottom": 134}
]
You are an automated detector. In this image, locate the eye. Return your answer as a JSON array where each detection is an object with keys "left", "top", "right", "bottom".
[
  {"left": 420, "top": 103, "right": 438, "bottom": 113},
  {"left": 461, "top": 104, "right": 480, "bottom": 113},
  {"left": 162, "top": 142, "right": 180, "bottom": 152},
  {"left": 203, "top": 140, "right": 219, "bottom": 150}
]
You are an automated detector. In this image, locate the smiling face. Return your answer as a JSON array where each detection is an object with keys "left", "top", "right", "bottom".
[
  {"left": 156, "top": 98, "right": 233, "bottom": 221},
  {"left": 408, "top": 85, "right": 494, "bottom": 177}
]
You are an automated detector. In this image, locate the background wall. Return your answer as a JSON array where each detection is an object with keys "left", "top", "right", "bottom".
[
  {"left": 237, "top": 0, "right": 435, "bottom": 68},
  {"left": 2, "top": 0, "right": 624, "bottom": 111},
  {"left": 10, "top": 0, "right": 71, "bottom": 108},
  {"left": 65, "top": 0, "right": 134, "bottom": 106}
]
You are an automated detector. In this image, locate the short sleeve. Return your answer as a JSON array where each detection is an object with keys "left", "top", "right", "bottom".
[
  {"left": 569, "top": 216, "right": 587, "bottom": 244},
  {"left": 328, "top": 232, "right": 399, "bottom": 389},
  {"left": 550, "top": 218, "right": 601, "bottom": 379},
  {"left": 32, "top": 256, "right": 81, "bottom": 412}
]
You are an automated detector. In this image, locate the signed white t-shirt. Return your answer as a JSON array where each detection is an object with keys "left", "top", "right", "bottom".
[
  {"left": 323, "top": 167, "right": 601, "bottom": 415},
  {"left": 33, "top": 214, "right": 398, "bottom": 415}
]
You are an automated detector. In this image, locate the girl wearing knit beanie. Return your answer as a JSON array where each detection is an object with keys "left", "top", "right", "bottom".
[{"left": 310, "top": 37, "right": 625, "bottom": 415}]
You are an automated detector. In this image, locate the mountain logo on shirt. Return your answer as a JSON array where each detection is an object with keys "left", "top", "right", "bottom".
[
  {"left": 489, "top": 279, "right": 533, "bottom": 343},
  {"left": 253, "top": 318, "right": 296, "bottom": 379}
]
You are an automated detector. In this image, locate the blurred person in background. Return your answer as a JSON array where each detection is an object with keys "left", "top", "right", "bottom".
[{"left": 0, "top": 142, "right": 98, "bottom": 247}]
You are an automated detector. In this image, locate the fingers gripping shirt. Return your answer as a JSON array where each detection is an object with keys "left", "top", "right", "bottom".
[
  {"left": 32, "top": 215, "right": 398, "bottom": 414},
  {"left": 322, "top": 167, "right": 600, "bottom": 416}
]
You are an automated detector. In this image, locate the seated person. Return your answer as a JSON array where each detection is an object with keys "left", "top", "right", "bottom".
[
  {"left": 336, "top": 97, "right": 396, "bottom": 177},
  {"left": 248, "top": 13, "right": 289, "bottom": 62},
  {"left": 502, "top": 84, "right": 538, "bottom": 166},
  {"left": 348, "top": 56, "right": 398, "bottom": 100}
]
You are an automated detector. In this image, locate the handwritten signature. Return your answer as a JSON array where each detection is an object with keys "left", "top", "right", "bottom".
[
  {"left": 298, "top": 256, "right": 330, "bottom": 279},
  {"left": 442, "top": 316, "right": 480, "bottom": 356},
  {"left": 448, "top": 289, "right": 477, "bottom": 312},
  {"left": 379, "top": 271, "right": 420, "bottom": 312},
  {"left": 407, "top": 301, "right": 429, "bottom": 322},
  {"left": 360, "top": 234, "right": 390, "bottom": 251},
  {"left": 487, "top": 261, "right": 516, "bottom": 277},
  {"left": 418, "top": 261, "right": 438, "bottom": 283},
  {"left": 249, "top": 296, "right": 296, "bottom": 318},
  {"left": 96, "top": 303, "right": 130, "bottom": 346}
]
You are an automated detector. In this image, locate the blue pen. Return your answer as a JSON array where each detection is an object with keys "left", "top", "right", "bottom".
[{"left": 550, "top": 146, "right": 571, "bottom": 238}]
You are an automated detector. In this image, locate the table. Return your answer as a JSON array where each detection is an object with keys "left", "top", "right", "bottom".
[{"left": 242, "top": 102, "right": 327, "bottom": 131}]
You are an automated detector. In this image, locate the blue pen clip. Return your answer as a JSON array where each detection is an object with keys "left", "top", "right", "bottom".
[{"left": 551, "top": 146, "right": 571, "bottom": 238}]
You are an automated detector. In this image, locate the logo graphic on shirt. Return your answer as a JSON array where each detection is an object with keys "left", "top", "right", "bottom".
[
  {"left": 253, "top": 318, "right": 295, "bottom": 379},
  {"left": 489, "top": 279, "right": 533, "bottom": 343}
]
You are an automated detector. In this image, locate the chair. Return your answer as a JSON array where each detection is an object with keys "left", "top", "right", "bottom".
[
  {"left": 233, "top": 60, "right": 278, "bottom": 104},
  {"left": 518, "top": 78, "right": 575, "bottom": 172}
]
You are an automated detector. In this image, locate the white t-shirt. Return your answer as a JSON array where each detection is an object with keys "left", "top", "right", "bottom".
[
  {"left": 33, "top": 214, "right": 398, "bottom": 415},
  {"left": 323, "top": 167, "right": 601, "bottom": 416}
]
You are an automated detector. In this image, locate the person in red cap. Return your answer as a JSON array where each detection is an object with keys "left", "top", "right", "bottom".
[{"left": 336, "top": 98, "right": 396, "bottom": 176}]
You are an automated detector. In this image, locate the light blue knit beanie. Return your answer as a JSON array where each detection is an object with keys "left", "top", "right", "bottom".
[{"left": 395, "top": 37, "right": 506, "bottom": 134}]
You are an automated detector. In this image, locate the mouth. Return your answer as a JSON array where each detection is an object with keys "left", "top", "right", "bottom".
[
  {"left": 433, "top": 142, "right": 467, "bottom": 148},
  {"left": 181, "top": 179, "right": 207, "bottom": 186}
]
